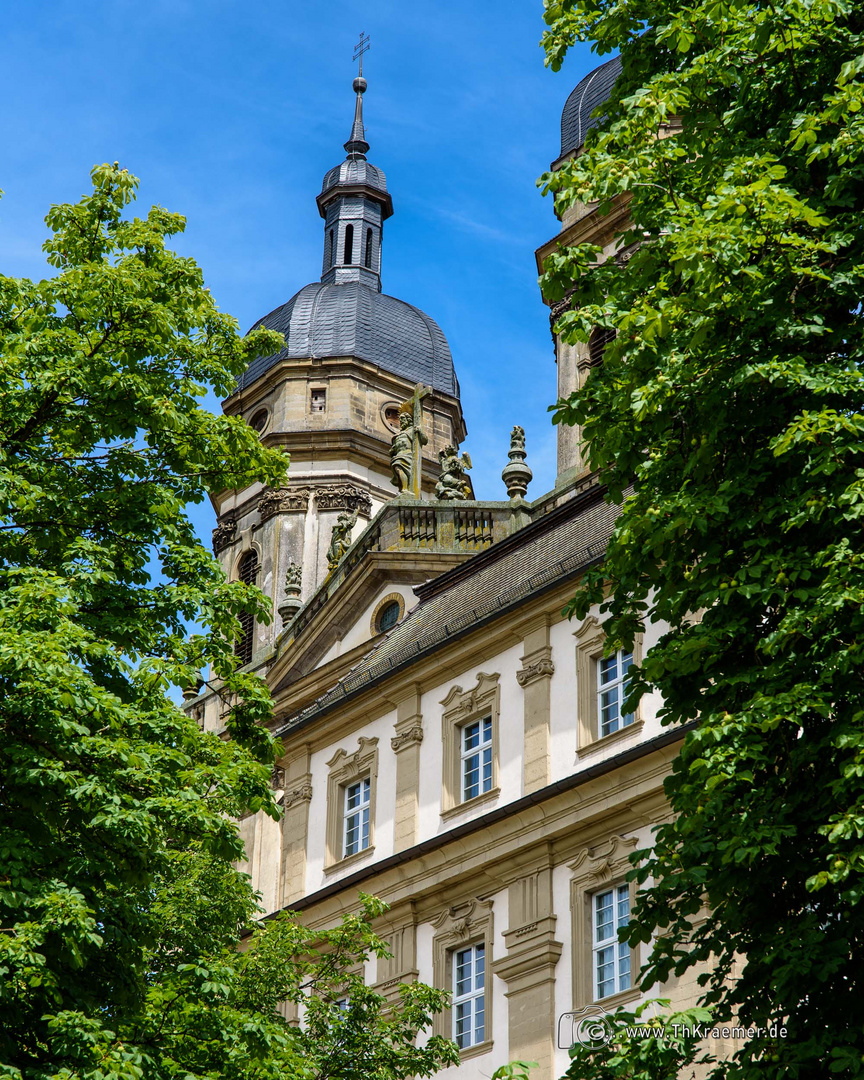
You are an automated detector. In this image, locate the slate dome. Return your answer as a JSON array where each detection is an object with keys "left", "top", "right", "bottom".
[
  {"left": 321, "top": 158, "right": 388, "bottom": 198},
  {"left": 237, "top": 281, "right": 458, "bottom": 396},
  {"left": 559, "top": 54, "right": 622, "bottom": 161}
]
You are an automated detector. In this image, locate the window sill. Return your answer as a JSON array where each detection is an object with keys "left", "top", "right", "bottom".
[
  {"left": 576, "top": 719, "right": 644, "bottom": 760},
  {"left": 457, "top": 1038, "right": 494, "bottom": 1062},
  {"left": 583, "top": 986, "right": 641, "bottom": 1013},
  {"left": 323, "top": 845, "right": 376, "bottom": 875},
  {"left": 441, "top": 786, "right": 500, "bottom": 822}
]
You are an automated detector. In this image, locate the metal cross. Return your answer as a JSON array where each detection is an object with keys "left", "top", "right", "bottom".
[{"left": 353, "top": 31, "right": 370, "bottom": 76}]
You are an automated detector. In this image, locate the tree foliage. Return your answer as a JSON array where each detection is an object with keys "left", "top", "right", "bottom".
[
  {"left": 0, "top": 166, "right": 458, "bottom": 1080},
  {"left": 539, "top": 0, "right": 864, "bottom": 1076}
]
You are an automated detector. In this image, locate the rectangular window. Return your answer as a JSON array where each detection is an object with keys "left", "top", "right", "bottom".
[
  {"left": 461, "top": 716, "right": 492, "bottom": 802},
  {"left": 593, "top": 884, "right": 630, "bottom": 1000},
  {"left": 452, "top": 943, "right": 485, "bottom": 1049},
  {"left": 597, "top": 649, "right": 634, "bottom": 737},
  {"left": 310, "top": 388, "right": 327, "bottom": 413},
  {"left": 343, "top": 777, "right": 370, "bottom": 857}
]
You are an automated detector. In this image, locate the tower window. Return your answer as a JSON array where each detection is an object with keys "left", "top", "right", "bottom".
[
  {"left": 364, "top": 227, "right": 373, "bottom": 269},
  {"left": 589, "top": 326, "right": 616, "bottom": 366},
  {"left": 344, "top": 224, "right": 354, "bottom": 264},
  {"left": 329, "top": 229, "right": 335, "bottom": 267},
  {"left": 310, "top": 388, "right": 327, "bottom": 413},
  {"left": 249, "top": 408, "right": 268, "bottom": 434},
  {"left": 235, "top": 549, "right": 259, "bottom": 667}
]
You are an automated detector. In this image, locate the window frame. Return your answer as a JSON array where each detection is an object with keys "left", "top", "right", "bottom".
[
  {"left": 452, "top": 941, "right": 486, "bottom": 1049},
  {"left": 568, "top": 836, "right": 640, "bottom": 1012},
  {"left": 591, "top": 882, "right": 631, "bottom": 1000},
  {"left": 574, "top": 616, "right": 643, "bottom": 755},
  {"left": 460, "top": 715, "right": 493, "bottom": 803},
  {"left": 431, "top": 899, "right": 494, "bottom": 1059},
  {"left": 342, "top": 775, "right": 371, "bottom": 858},
  {"left": 440, "top": 673, "right": 500, "bottom": 818},
  {"left": 310, "top": 387, "right": 327, "bottom": 414},
  {"left": 597, "top": 649, "right": 635, "bottom": 738},
  {"left": 324, "top": 737, "right": 378, "bottom": 871}
]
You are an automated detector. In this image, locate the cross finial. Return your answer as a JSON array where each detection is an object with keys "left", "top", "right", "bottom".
[{"left": 353, "top": 31, "right": 370, "bottom": 77}]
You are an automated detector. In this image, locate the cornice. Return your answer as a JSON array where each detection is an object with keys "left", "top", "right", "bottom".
[
  {"left": 534, "top": 194, "right": 633, "bottom": 278},
  {"left": 252, "top": 723, "right": 693, "bottom": 931}
]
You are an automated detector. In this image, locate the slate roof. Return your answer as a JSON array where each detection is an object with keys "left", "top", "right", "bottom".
[
  {"left": 321, "top": 158, "right": 388, "bottom": 197},
  {"left": 237, "top": 281, "right": 457, "bottom": 395},
  {"left": 274, "top": 490, "right": 617, "bottom": 735},
  {"left": 559, "top": 54, "right": 622, "bottom": 160}
]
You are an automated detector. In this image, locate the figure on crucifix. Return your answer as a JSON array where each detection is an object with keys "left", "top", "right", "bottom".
[{"left": 389, "top": 383, "right": 430, "bottom": 498}]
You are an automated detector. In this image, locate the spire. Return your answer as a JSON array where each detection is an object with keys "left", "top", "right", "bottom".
[{"left": 344, "top": 76, "right": 369, "bottom": 159}]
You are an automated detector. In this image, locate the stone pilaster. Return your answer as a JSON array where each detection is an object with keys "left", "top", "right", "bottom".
[
  {"left": 278, "top": 745, "right": 313, "bottom": 907},
  {"left": 492, "top": 863, "right": 563, "bottom": 1079},
  {"left": 373, "top": 907, "right": 419, "bottom": 1004},
  {"left": 517, "top": 618, "right": 555, "bottom": 794},
  {"left": 391, "top": 687, "right": 423, "bottom": 852}
]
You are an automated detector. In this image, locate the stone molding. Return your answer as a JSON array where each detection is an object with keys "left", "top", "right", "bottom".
[
  {"left": 281, "top": 783, "right": 313, "bottom": 809},
  {"left": 212, "top": 515, "right": 237, "bottom": 553},
  {"left": 391, "top": 725, "right": 423, "bottom": 753},
  {"left": 516, "top": 657, "right": 555, "bottom": 687},
  {"left": 431, "top": 898, "right": 495, "bottom": 1053},
  {"left": 324, "top": 737, "right": 379, "bottom": 870},
  {"left": 372, "top": 916, "right": 419, "bottom": 1004},
  {"left": 316, "top": 483, "right": 372, "bottom": 516},
  {"left": 569, "top": 834, "right": 640, "bottom": 1012},
  {"left": 258, "top": 485, "right": 312, "bottom": 521},
  {"left": 440, "top": 672, "right": 501, "bottom": 815}
]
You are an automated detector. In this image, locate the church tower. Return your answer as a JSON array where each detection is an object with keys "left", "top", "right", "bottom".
[{"left": 209, "top": 72, "right": 467, "bottom": 670}]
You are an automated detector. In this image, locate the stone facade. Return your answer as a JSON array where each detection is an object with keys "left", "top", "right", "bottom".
[{"left": 180, "top": 60, "right": 715, "bottom": 1080}]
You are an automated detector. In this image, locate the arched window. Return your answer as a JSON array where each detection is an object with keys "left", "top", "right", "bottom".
[
  {"left": 364, "top": 227, "right": 373, "bottom": 269},
  {"left": 329, "top": 229, "right": 335, "bottom": 267},
  {"left": 344, "top": 224, "right": 354, "bottom": 264},
  {"left": 589, "top": 326, "right": 617, "bottom": 367},
  {"left": 235, "top": 549, "right": 259, "bottom": 667}
]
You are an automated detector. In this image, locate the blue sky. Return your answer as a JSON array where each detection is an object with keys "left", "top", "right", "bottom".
[{"left": 1, "top": 0, "right": 603, "bottom": 530}]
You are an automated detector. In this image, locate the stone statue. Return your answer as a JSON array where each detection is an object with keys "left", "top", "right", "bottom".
[
  {"left": 435, "top": 444, "right": 473, "bottom": 501},
  {"left": 501, "top": 425, "right": 533, "bottom": 500},
  {"left": 389, "top": 412, "right": 415, "bottom": 493},
  {"left": 277, "top": 560, "right": 303, "bottom": 627},
  {"left": 284, "top": 560, "right": 302, "bottom": 592},
  {"left": 327, "top": 507, "right": 359, "bottom": 571},
  {"left": 389, "top": 383, "right": 431, "bottom": 498}
]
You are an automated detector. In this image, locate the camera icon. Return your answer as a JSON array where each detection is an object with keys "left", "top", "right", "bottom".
[{"left": 557, "top": 1005, "right": 614, "bottom": 1049}]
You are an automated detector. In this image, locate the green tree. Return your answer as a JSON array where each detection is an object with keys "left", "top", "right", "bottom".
[
  {"left": 0, "top": 166, "right": 458, "bottom": 1080},
  {"left": 539, "top": 1, "right": 864, "bottom": 1077}
]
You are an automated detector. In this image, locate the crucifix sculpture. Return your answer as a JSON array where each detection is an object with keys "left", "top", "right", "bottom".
[{"left": 390, "top": 382, "right": 431, "bottom": 499}]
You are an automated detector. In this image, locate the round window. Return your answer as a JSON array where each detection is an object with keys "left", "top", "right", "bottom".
[
  {"left": 249, "top": 408, "right": 268, "bottom": 434},
  {"left": 383, "top": 404, "right": 402, "bottom": 433},
  {"left": 376, "top": 599, "right": 401, "bottom": 634}
]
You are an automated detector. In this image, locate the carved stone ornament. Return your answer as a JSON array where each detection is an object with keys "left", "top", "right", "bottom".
[
  {"left": 326, "top": 736, "right": 378, "bottom": 780},
  {"left": 516, "top": 657, "right": 555, "bottom": 687},
  {"left": 212, "top": 515, "right": 236, "bottom": 553},
  {"left": 435, "top": 444, "right": 472, "bottom": 501},
  {"left": 282, "top": 783, "right": 313, "bottom": 809},
  {"left": 278, "top": 560, "right": 304, "bottom": 627},
  {"left": 326, "top": 506, "right": 359, "bottom": 572},
  {"left": 391, "top": 725, "right": 423, "bottom": 752},
  {"left": 258, "top": 486, "right": 312, "bottom": 521},
  {"left": 316, "top": 484, "right": 372, "bottom": 516},
  {"left": 568, "top": 835, "right": 639, "bottom": 887},
  {"left": 431, "top": 899, "right": 494, "bottom": 944},
  {"left": 270, "top": 766, "right": 286, "bottom": 790},
  {"left": 501, "top": 425, "right": 533, "bottom": 501}
]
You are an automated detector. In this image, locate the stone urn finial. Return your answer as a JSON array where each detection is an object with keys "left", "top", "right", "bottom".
[
  {"left": 502, "top": 425, "right": 532, "bottom": 500},
  {"left": 278, "top": 560, "right": 303, "bottom": 627}
]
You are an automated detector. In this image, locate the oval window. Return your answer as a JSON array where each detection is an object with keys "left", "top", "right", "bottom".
[
  {"left": 376, "top": 599, "right": 401, "bottom": 634},
  {"left": 249, "top": 409, "right": 268, "bottom": 434}
]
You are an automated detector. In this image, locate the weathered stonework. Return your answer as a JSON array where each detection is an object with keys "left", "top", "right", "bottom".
[{"left": 212, "top": 515, "right": 236, "bottom": 553}]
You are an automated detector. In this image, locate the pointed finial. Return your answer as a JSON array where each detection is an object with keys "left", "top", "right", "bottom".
[
  {"left": 502, "top": 425, "right": 533, "bottom": 500},
  {"left": 345, "top": 32, "right": 371, "bottom": 159}
]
